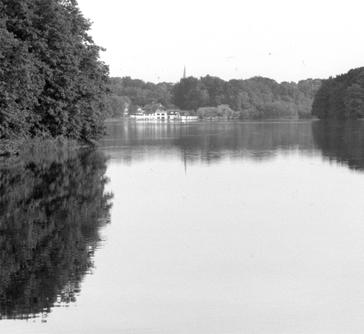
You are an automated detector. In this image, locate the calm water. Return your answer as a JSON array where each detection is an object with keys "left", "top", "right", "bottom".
[{"left": 1, "top": 120, "right": 364, "bottom": 333}]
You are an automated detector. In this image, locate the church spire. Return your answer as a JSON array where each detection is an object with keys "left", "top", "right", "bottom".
[{"left": 183, "top": 66, "right": 186, "bottom": 79}]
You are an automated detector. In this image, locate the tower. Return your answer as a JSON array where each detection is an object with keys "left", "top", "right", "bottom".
[{"left": 183, "top": 66, "right": 186, "bottom": 79}]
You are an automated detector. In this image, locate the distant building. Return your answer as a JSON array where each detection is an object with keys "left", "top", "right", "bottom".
[
  {"left": 168, "top": 110, "right": 181, "bottom": 120},
  {"left": 130, "top": 106, "right": 198, "bottom": 122},
  {"left": 154, "top": 110, "right": 168, "bottom": 120},
  {"left": 123, "top": 103, "right": 130, "bottom": 116},
  {"left": 180, "top": 114, "right": 199, "bottom": 121},
  {"left": 136, "top": 107, "right": 144, "bottom": 115}
]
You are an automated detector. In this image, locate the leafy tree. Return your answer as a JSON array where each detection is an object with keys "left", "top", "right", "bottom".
[
  {"left": 0, "top": 1, "right": 44, "bottom": 139},
  {"left": 171, "top": 75, "right": 321, "bottom": 118},
  {"left": 197, "top": 105, "right": 235, "bottom": 119},
  {"left": 172, "top": 77, "right": 209, "bottom": 111},
  {"left": 104, "top": 95, "right": 131, "bottom": 118},
  {"left": 312, "top": 67, "right": 364, "bottom": 119},
  {"left": 344, "top": 84, "right": 364, "bottom": 118},
  {"left": 200, "top": 75, "right": 226, "bottom": 106},
  {"left": 107, "top": 77, "right": 173, "bottom": 108},
  {"left": 0, "top": 0, "right": 109, "bottom": 141}
]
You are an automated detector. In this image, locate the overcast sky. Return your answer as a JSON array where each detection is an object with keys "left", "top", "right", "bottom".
[{"left": 77, "top": 0, "right": 364, "bottom": 83}]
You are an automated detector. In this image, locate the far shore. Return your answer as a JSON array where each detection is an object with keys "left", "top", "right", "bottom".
[{"left": 104, "top": 117, "right": 318, "bottom": 123}]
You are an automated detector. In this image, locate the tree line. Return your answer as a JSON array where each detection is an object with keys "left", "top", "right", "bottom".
[
  {"left": 104, "top": 77, "right": 173, "bottom": 117},
  {"left": 312, "top": 67, "right": 364, "bottom": 119},
  {"left": 0, "top": 0, "right": 108, "bottom": 142},
  {"left": 106, "top": 75, "right": 321, "bottom": 119}
]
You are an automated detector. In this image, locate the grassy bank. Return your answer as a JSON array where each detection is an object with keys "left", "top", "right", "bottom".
[{"left": 0, "top": 137, "right": 88, "bottom": 166}]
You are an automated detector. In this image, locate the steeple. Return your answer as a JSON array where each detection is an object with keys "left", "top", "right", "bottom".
[{"left": 183, "top": 66, "right": 186, "bottom": 79}]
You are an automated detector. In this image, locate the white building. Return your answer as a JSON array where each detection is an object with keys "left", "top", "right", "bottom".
[
  {"left": 181, "top": 115, "right": 199, "bottom": 121},
  {"left": 168, "top": 111, "right": 181, "bottom": 120},
  {"left": 154, "top": 109, "right": 168, "bottom": 120},
  {"left": 130, "top": 108, "right": 198, "bottom": 122}
]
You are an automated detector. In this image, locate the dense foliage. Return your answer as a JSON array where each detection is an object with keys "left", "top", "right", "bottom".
[
  {"left": 0, "top": 0, "right": 109, "bottom": 141},
  {"left": 173, "top": 76, "right": 321, "bottom": 119},
  {"left": 107, "top": 75, "right": 321, "bottom": 119},
  {"left": 0, "top": 150, "right": 112, "bottom": 319},
  {"left": 312, "top": 67, "right": 364, "bottom": 119},
  {"left": 105, "top": 77, "right": 173, "bottom": 117}
]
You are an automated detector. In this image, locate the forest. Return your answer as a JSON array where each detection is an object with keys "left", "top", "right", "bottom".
[
  {"left": 0, "top": 0, "right": 108, "bottom": 142},
  {"left": 312, "top": 67, "right": 364, "bottom": 119},
  {"left": 106, "top": 75, "right": 321, "bottom": 119}
]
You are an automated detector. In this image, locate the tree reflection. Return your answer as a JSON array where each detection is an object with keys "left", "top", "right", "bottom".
[
  {"left": 312, "top": 121, "right": 364, "bottom": 171},
  {"left": 103, "top": 121, "right": 364, "bottom": 172},
  {"left": 0, "top": 150, "right": 112, "bottom": 320},
  {"left": 102, "top": 121, "right": 316, "bottom": 164}
]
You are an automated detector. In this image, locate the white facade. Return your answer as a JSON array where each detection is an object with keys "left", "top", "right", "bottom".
[
  {"left": 130, "top": 109, "right": 198, "bottom": 122},
  {"left": 181, "top": 115, "right": 199, "bottom": 121},
  {"left": 154, "top": 110, "right": 168, "bottom": 119},
  {"left": 168, "top": 111, "right": 181, "bottom": 120}
]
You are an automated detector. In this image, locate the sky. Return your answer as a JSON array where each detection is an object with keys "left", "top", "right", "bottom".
[{"left": 77, "top": 0, "right": 364, "bottom": 83}]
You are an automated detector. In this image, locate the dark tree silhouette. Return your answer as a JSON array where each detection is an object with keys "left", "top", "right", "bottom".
[
  {"left": 312, "top": 67, "right": 364, "bottom": 119},
  {"left": 171, "top": 77, "right": 210, "bottom": 111}
]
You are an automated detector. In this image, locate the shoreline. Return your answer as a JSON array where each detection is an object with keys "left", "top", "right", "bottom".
[
  {"left": 1, "top": 117, "right": 358, "bottom": 161},
  {"left": 0, "top": 137, "right": 87, "bottom": 165},
  {"left": 105, "top": 117, "right": 318, "bottom": 123}
]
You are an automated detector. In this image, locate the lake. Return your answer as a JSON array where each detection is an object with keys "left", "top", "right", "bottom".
[{"left": 1, "top": 120, "right": 364, "bottom": 334}]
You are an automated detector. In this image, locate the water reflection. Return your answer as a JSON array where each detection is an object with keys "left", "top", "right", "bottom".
[
  {"left": 2, "top": 120, "right": 364, "bottom": 332},
  {"left": 96, "top": 120, "right": 364, "bottom": 334},
  {"left": 0, "top": 150, "right": 112, "bottom": 320},
  {"left": 312, "top": 120, "right": 364, "bottom": 171},
  {"left": 101, "top": 120, "right": 364, "bottom": 172},
  {"left": 101, "top": 121, "right": 316, "bottom": 164}
]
